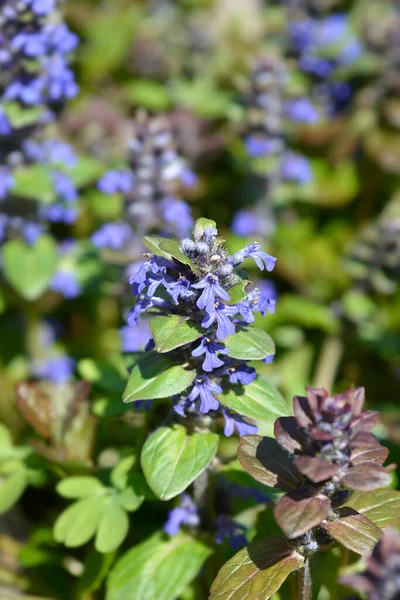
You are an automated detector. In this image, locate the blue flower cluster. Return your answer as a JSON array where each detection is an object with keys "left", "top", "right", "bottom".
[
  {"left": 128, "top": 222, "right": 276, "bottom": 436},
  {"left": 0, "top": 0, "right": 79, "bottom": 242},
  {"left": 288, "top": 11, "right": 362, "bottom": 115},
  {"left": 232, "top": 55, "right": 313, "bottom": 238},
  {"left": 92, "top": 112, "right": 196, "bottom": 252}
]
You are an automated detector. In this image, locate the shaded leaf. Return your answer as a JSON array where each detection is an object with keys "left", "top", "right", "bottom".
[
  {"left": 225, "top": 328, "right": 275, "bottom": 361},
  {"left": 78, "top": 550, "right": 116, "bottom": 596},
  {"left": 322, "top": 509, "right": 382, "bottom": 556},
  {"left": 237, "top": 435, "right": 302, "bottom": 492},
  {"left": 220, "top": 377, "right": 287, "bottom": 423},
  {"left": 150, "top": 315, "right": 203, "bottom": 353},
  {"left": 159, "top": 239, "right": 196, "bottom": 270},
  {"left": 141, "top": 424, "right": 218, "bottom": 500},
  {"left": 106, "top": 532, "right": 211, "bottom": 600},
  {"left": 210, "top": 536, "right": 304, "bottom": 600},
  {"left": 345, "top": 488, "right": 400, "bottom": 528},
  {"left": 3, "top": 236, "right": 58, "bottom": 300},
  {"left": 295, "top": 456, "right": 340, "bottom": 483},
  {"left": 275, "top": 492, "right": 330, "bottom": 539},
  {"left": 123, "top": 353, "right": 195, "bottom": 403},
  {"left": 226, "top": 280, "right": 250, "bottom": 304},
  {"left": 95, "top": 499, "right": 129, "bottom": 553}
]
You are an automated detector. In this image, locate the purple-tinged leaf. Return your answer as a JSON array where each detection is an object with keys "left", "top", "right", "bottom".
[
  {"left": 351, "top": 431, "right": 381, "bottom": 449},
  {"left": 342, "top": 463, "right": 391, "bottom": 491},
  {"left": 275, "top": 492, "right": 330, "bottom": 539},
  {"left": 345, "top": 488, "right": 400, "bottom": 528},
  {"left": 209, "top": 536, "right": 304, "bottom": 600},
  {"left": 295, "top": 456, "right": 340, "bottom": 483},
  {"left": 293, "top": 395, "right": 314, "bottom": 428},
  {"left": 350, "top": 411, "right": 379, "bottom": 432},
  {"left": 237, "top": 435, "right": 302, "bottom": 492},
  {"left": 322, "top": 508, "right": 382, "bottom": 556},
  {"left": 274, "top": 417, "right": 306, "bottom": 453},
  {"left": 351, "top": 445, "right": 389, "bottom": 466}
]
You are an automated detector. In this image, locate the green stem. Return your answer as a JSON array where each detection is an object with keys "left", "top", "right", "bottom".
[
  {"left": 25, "top": 310, "right": 45, "bottom": 361},
  {"left": 301, "top": 558, "right": 312, "bottom": 600},
  {"left": 313, "top": 335, "right": 343, "bottom": 390}
]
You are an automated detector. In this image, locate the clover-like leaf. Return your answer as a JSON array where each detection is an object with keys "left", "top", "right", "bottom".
[
  {"left": 275, "top": 492, "right": 330, "bottom": 539},
  {"left": 224, "top": 328, "right": 275, "bottom": 361},
  {"left": 56, "top": 476, "right": 105, "bottom": 499},
  {"left": 210, "top": 536, "right": 304, "bottom": 600},
  {"left": 95, "top": 498, "right": 129, "bottom": 553},
  {"left": 54, "top": 496, "right": 107, "bottom": 548},
  {"left": 3, "top": 236, "right": 58, "bottom": 300},
  {"left": 237, "top": 435, "right": 302, "bottom": 492},
  {"left": 141, "top": 424, "right": 218, "bottom": 500},
  {"left": 123, "top": 353, "right": 195, "bottom": 403},
  {"left": 321, "top": 508, "right": 382, "bottom": 557},
  {"left": 220, "top": 377, "right": 287, "bottom": 422},
  {"left": 345, "top": 488, "right": 400, "bottom": 528},
  {"left": 106, "top": 532, "right": 211, "bottom": 600},
  {"left": 150, "top": 316, "right": 203, "bottom": 353}
]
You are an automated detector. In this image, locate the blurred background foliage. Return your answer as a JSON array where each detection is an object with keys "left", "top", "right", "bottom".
[{"left": 0, "top": 0, "right": 399, "bottom": 598}]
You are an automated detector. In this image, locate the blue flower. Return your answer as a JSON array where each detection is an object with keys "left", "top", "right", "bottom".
[
  {"left": 22, "top": 222, "right": 44, "bottom": 245},
  {"left": 31, "top": 355, "right": 76, "bottom": 383},
  {"left": 231, "top": 210, "right": 259, "bottom": 237},
  {"left": 0, "top": 168, "right": 14, "bottom": 199},
  {"left": 98, "top": 170, "right": 133, "bottom": 194},
  {"left": 215, "top": 516, "right": 247, "bottom": 550},
  {"left": 201, "top": 300, "right": 237, "bottom": 340},
  {"left": 191, "top": 337, "right": 228, "bottom": 372},
  {"left": 318, "top": 13, "right": 347, "bottom": 46},
  {"left": 281, "top": 152, "right": 313, "bottom": 185},
  {"left": 187, "top": 375, "right": 221, "bottom": 413},
  {"left": 30, "top": 0, "right": 56, "bottom": 15},
  {"left": 233, "top": 243, "right": 277, "bottom": 272},
  {"left": 164, "top": 494, "right": 200, "bottom": 536},
  {"left": 119, "top": 323, "right": 151, "bottom": 353},
  {"left": 192, "top": 274, "right": 230, "bottom": 313},
  {"left": 223, "top": 409, "right": 258, "bottom": 437},
  {"left": 285, "top": 98, "right": 319, "bottom": 123},
  {"left": 91, "top": 222, "right": 132, "bottom": 250},
  {"left": 160, "top": 196, "right": 193, "bottom": 238},
  {"left": 50, "top": 270, "right": 81, "bottom": 299},
  {"left": 244, "top": 135, "right": 274, "bottom": 157},
  {"left": 227, "top": 363, "right": 256, "bottom": 385},
  {"left": 166, "top": 276, "right": 196, "bottom": 304},
  {"left": 51, "top": 171, "right": 77, "bottom": 203}
]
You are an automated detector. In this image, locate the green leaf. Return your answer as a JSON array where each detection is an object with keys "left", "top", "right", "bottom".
[
  {"left": 150, "top": 316, "right": 203, "bottom": 353},
  {"left": 54, "top": 496, "right": 106, "bottom": 548},
  {"left": 141, "top": 424, "right": 218, "bottom": 500},
  {"left": 110, "top": 455, "right": 136, "bottom": 489},
  {"left": 95, "top": 499, "right": 129, "bottom": 553},
  {"left": 56, "top": 476, "right": 105, "bottom": 499},
  {"left": 78, "top": 550, "right": 116, "bottom": 596},
  {"left": 118, "top": 487, "right": 144, "bottom": 512},
  {"left": 0, "top": 470, "right": 27, "bottom": 514},
  {"left": 12, "top": 165, "right": 55, "bottom": 203},
  {"left": 159, "top": 239, "right": 196, "bottom": 270},
  {"left": 106, "top": 532, "right": 211, "bottom": 600},
  {"left": 4, "top": 102, "right": 43, "bottom": 127},
  {"left": 219, "top": 376, "right": 287, "bottom": 422},
  {"left": 194, "top": 218, "right": 217, "bottom": 238},
  {"left": 125, "top": 80, "right": 172, "bottom": 111},
  {"left": 78, "top": 359, "right": 126, "bottom": 393},
  {"left": 67, "top": 156, "right": 104, "bottom": 187},
  {"left": 3, "top": 236, "right": 58, "bottom": 300},
  {"left": 345, "top": 489, "right": 400, "bottom": 528},
  {"left": 210, "top": 537, "right": 304, "bottom": 600},
  {"left": 225, "top": 328, "right": 275, "bottom": 360},
  {"left": 322, "top": 509, "right": 382, "bottom": 557},
  {"left": 123, "top": 353, "right": 195, "bottom": 403},
  {"left": 226, "top": 280, "right": 250, "bottom": 304},
  {"left": 142, "top": 235, "right": 173, "bottom": 259}
]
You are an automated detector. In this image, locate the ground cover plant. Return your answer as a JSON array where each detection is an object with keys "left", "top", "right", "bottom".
[{"left": 0, "top": 0, "right": 399, "bottom": 599}]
